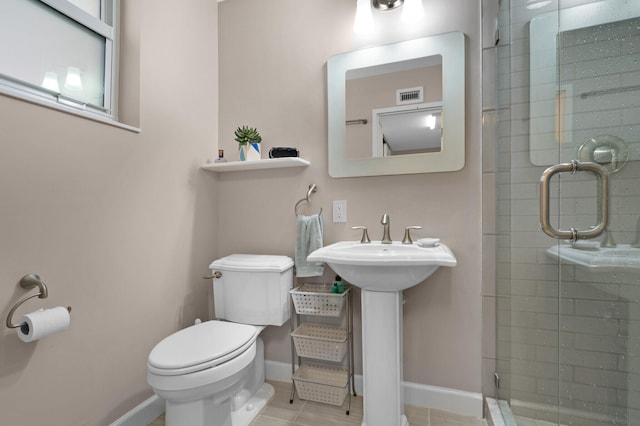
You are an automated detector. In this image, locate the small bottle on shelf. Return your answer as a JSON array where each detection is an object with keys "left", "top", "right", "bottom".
[{"left": 215, "top": 149, "right": 227, "bottom": 163}]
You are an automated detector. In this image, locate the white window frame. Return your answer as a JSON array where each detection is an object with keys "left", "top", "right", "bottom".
[{"left": 0, "top": 0, "right": 126, "bottom": 127}]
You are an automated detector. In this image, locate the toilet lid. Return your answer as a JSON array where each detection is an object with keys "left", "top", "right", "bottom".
[
  {"left": 209, "top": 254, "right": 294, "bottom": 272},
  {"left": 148, "top": 321, "right": 258, "bottom": 375}
]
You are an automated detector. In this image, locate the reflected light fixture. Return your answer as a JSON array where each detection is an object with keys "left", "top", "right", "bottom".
[
  {"left": 64, "top": 67, "right": 83, "bottom": 91},
  {"left": 41, "top": 72, "right": 60, "bottom": 92},
  {"left": 354, "top": 0, "right": 374, "bottom": 35},
  {"left": 425, "top": 114, "right": 437, "bottom": 130}
]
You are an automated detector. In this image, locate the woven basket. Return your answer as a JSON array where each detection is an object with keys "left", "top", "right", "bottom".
[
  {"left": 290, "top": 283, "right": 348, "bottom": 317},
  {"left": 291, "top": 323, "right": 348, "bottom": 362},
  {"left": 293, "top": 363, "right": 348, "bottom": 406}
]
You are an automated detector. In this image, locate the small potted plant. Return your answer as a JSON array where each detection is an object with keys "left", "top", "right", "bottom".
[{"left": 234, "top": 125, "right": 262, "bottom": 161}]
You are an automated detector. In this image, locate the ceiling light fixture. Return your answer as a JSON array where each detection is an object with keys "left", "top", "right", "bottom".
[
  {"left": 372, "top": 0, "right": 404, "bottom": 10},
  {"left": 401, "top": 0, "right": 424, "bottom": 23},
  {"left": 355, "top": 0, "right": 424, "bottom": 34},
  {"left": 354, "top": 0, "right": 374, "bottom": 35}
]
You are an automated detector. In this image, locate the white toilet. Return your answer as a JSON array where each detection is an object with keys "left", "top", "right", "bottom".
[{"left": 147, "top": 254, "right": 294, "bottom": 426}]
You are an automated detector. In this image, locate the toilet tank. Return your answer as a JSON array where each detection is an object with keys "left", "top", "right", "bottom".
[{"left": 209, "top": 254, "right": 294, "bottom": 326}]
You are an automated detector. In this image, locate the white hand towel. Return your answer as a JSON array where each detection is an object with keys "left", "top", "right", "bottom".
[{"left": 295, "top": 213, "right": 325, "bottom": 277}]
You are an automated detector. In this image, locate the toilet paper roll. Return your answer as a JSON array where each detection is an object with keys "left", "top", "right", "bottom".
[{"left": 17, "top": 306, "right": 70, "bottom": 343}]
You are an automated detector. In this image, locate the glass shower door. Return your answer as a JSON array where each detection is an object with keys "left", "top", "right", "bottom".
[{"left": 495, "top": 0, "right": 640, "bottom": 424}]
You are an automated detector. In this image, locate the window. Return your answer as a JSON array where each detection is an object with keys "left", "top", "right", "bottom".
[{"left": 0, "top": 0, "right": 118, "bottom": 121}]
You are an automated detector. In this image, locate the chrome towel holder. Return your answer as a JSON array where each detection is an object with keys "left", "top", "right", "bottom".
[
  {"left": 295, "top": 184, "right": 322, "bottom": 217},
  {"left": 5, "top": 274, "right": 71, "bottom": 329}
]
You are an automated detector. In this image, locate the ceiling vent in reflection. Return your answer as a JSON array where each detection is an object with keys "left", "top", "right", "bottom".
[{"left": 396, "top": 86, "right": 424, "bottom": 105}]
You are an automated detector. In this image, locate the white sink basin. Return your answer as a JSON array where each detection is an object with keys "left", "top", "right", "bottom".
[
  {"left": 547, "top": 243, "right": 640, "bottom": 272},
  {"left": 307, "top": 240, "right": 457, "bottom": 291}
]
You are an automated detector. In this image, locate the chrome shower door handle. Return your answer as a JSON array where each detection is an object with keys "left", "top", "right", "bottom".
[{"left": 539, "top": 160, "right": 609, "bottom": 241}]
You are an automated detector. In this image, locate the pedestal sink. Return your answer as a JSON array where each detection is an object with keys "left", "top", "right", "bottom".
[{"left": 307, "top": 240, "right": 457, "bottom": 426}]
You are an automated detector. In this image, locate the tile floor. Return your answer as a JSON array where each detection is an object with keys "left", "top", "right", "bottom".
[{"left": 148, "top": 380, "right": 486, "bottom": 426}]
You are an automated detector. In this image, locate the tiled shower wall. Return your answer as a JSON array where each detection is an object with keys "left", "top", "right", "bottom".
[{"left": 492, "top": 1, "right": 640, "bottom": 425}]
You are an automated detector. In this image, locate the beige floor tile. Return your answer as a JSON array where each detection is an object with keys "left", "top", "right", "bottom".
[
  {"left": 293, "top": 401, "right": 362, "bottom": 426},
  {"left": 298, "top": 393, "right": 362, "bottom": 416},
  {"left": 147, "top": 413, "right": 165, "bottom": 425},
  {"left": 257, "top": 399, "right": 302, "bottom": 423},
  {"left": 259, "top": 380, "right": 303, "bottom": 422},
  {"left": 268, "top": 379, "right": 294, "bottom": 396},
  {"left": 430, "top": 408, "right": 487, "bottom": 426},
  {"left": 251, "top": 415, "right": 297, "bottom": 426},
  {"left": 405, "top": 404, "right": 429, "bottom": 425},
  {"left": 147, "top": 381, "right": 487, "bottom": 426}
]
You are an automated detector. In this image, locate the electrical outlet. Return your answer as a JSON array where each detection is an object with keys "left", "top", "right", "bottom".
[{"left": 333, "top": 200, "right": 347, "bottom": 223}]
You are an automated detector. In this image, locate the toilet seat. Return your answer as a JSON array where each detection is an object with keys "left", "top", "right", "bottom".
[{"left": 148, "top": 321, "right": 258, "bottom": 376}]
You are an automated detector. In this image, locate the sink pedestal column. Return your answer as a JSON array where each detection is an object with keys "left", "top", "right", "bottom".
[{"left": 361, "top": 290, "right": 408, "bottom": 426}]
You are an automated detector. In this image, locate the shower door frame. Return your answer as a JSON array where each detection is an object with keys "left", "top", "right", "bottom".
[{"left": 494, "top": 0, "right": 640, "bottom": 424}]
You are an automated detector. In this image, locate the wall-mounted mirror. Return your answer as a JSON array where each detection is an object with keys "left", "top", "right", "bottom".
[
  {"left": 529, "top": 0, "right": 640, "bottom": 166},
  {"left": 327, "top": 32, "right": 465, "bottom": 178}
]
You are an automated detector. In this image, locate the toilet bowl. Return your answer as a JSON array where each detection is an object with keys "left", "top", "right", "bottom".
[
  {"left": 147, "top": 321, "right": 266, "bottom": 426},
  {"left": 147, "top": 254, "right": 293, "bottom": 426}
]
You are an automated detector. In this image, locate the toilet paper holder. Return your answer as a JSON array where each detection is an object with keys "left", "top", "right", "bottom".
[{"left": 5, "top": 274, "right": 71, "bottom": 329}]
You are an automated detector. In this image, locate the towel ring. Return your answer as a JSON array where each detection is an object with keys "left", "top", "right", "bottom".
[{"left": 295, "top": 184, "right": 322, "bottom": 216}]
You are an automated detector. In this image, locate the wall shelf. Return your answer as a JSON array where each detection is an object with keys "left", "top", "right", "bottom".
[{"left": 201, "top": 157, "right": 310, "bottom": 172}]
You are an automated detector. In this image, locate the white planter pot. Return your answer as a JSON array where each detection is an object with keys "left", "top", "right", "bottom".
[{"left": 240, "top": 143, "right": 261, "bottom": 161}]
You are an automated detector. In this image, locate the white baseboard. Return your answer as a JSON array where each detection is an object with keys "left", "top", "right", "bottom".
[
  {"left": 404, "top": 380, "right": 483, "bottom": 418},
  {"left": 109, "top": 394, "right": 164, "bottom": 426},
  {"left": 266, "top": 360, "right": 483, "bottom": 418}
]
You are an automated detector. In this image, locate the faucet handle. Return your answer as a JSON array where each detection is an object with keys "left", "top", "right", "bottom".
[
  {"left": 402, "top": 226, "right": 422, "bottom": 244},
  {"left": 352, "top": 226, "right": 371, "bottom": 244}
]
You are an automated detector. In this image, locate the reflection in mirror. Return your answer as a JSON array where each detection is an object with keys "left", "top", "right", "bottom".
[
  {"left": 578, "top": 135, "right": 629, "bottom": 174},
  {"left": 327, "top": 32, "right": 466, "bottom": 178},
  {"left": 529, "top": 0, "right": 640, "bottom": 165},
  {"left": 344, "top": 55, "right": 443, "bottom": 160},
  {"left": 376, "top": 105, "right": 442, "bottom": 156}
]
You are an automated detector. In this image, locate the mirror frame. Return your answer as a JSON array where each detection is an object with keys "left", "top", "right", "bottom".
[{"left": 327, "top": 32, "right": 465, "bottom": 178}]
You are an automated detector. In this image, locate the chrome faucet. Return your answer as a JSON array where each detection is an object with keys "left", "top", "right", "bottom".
[{"left": 381, "top": 214, "right": 392, "bottom": 244}]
